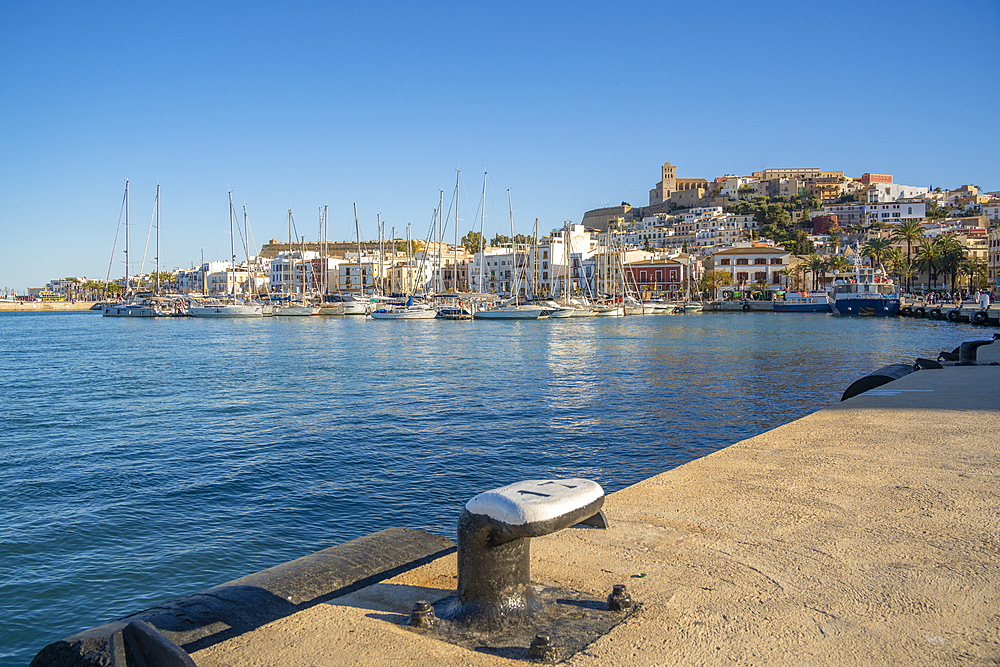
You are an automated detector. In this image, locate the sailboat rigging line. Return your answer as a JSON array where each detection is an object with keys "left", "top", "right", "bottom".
[
  {"left": 138, "top": 187, "right": 159, "bottom": 285},
  {"left": 104, "top": 181, "right": 129, "bottom": 298}
]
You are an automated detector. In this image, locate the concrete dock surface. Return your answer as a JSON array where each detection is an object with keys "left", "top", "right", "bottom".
[{"left": 190, "top": 357, "right": 999, "bottom": 666}]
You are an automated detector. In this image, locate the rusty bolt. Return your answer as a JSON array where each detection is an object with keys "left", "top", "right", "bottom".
[
  {"left": 529, "top": 633, "right": 556, "bottom": 661},
  {"left": 409, "top": 600, "right": 436, "bottom": 628},
  {"left": 608, "top": 584, "right": 632, "bottom": 611}
]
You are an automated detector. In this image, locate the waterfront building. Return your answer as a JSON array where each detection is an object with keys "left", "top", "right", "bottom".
[
  {"left": 270, "top": 251, "right": 320, "bottom": 297},
  {"left": 623, "top": 257, "right": 687, "bottom": 298},
  {"left": 709, "top": 243, "right": 791, "bottom": 294},
  {"left": 336, "top": 255, "right": 382, "bottom": 294}
]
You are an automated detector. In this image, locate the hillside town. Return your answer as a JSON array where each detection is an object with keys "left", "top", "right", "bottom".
[{"left": 21, "top": 161, "right": 1000, "bottom": 304}]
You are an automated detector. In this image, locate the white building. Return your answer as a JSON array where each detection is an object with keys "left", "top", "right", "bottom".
[
  {"left": 710, "top": 243, "right": 791, "bottom": 293},
  {"left": 270, "top": 251, "right": 320, "bottom": 296},
  {"left": 866, "top": 201, "right": 926, "bottom": 224},
  {"left": 865, "top": 183, "right": 930, "bottom": 202}
]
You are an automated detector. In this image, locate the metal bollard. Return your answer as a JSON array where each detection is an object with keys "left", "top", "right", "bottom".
[{"left": 450, "top": 479, "right": 605, "bottom": 627}]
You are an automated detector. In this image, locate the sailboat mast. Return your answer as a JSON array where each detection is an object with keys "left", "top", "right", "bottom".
[
  {"left": 507, "top": 188, "right": 516, "bottom": 304},
  {"left": 229, "top": 191, "right": 236, "bottom": 301},
  {"left": 353, "top": 203, "right": 361, "bottom": 295},
  {"left": 124, "top": 179, "right": 129, "bottom": 296},
  {"left": 479, "top": 172, "right": 485, "bottom": 294},
  {"left": 155, "top": 183, "right": 160, "bottom": 295},
  {"left": 533, "top": 218, "right": 539, "bottom": 298},
  {"left": 454, "top": 169, "right": 460, "bottom": 293},
  {"left": 322, "top": 206, "right": 328, "bottom": 296},
  {"left": 244, "top": 204, "right": 254, "bottom": 302},
  {"left": 377, "top": 213, "right": 383, "bottom": 296},
  {"left": 287, "top": 209, "right": 292, "bottom": 300},
  {"left": 437, "top": 189, "right": 444, "bottom": 294}
]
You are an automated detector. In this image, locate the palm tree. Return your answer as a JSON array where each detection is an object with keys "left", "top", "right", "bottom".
[
  {"left": 890, "top": 220, "right": 924, "bottom": 291},
  {"left": 827, "top": 254, "right": 851, "bottom": 276},
  {"left": 935, "top": 235, "right": 964, "bottom": 294},
  {"left": 915, "top": 239, "right": 942, "bottom": 293},
  {"left": 861, "top": 238, "right": 893, "bottom": 269},
  {"left": 885, "top": 247, "right": 904, "bottom": 283},
  {"left": 806, "top": 254, "right": 826, "bottom": 291}
]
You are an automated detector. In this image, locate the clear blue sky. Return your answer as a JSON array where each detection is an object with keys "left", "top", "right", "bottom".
[{"left": 2, "top": 0, "right": 998, "bottom": 292}]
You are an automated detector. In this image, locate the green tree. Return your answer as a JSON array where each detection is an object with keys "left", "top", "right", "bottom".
[
  {"left": 460, "top": 231, "right": 483, "bottom": 254},
  {"left": 861, "top": 238, "right": 893, "bottom": 269},
  {"left": 806, "top": 254, "right": 826, "bottom": 291},
  {"left": 915, "top": 239, "right": 943, "bottom": 292},
  {"left": 826, "top": 254, "right": 851, "bottom": 276},
  {"left": 489, "top": 233, "right": 511, "bottom": 247},
  {"left": 700, "top": 269, "right": 732, "bottom": 297},
  {"left": 935, "top": 235, "right": 964, "bottom": 293},
  {"left": 890, "top": 220, "right": 924, "bottom": 292}
]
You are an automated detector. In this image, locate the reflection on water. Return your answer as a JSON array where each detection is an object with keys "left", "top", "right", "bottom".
[{"left": 0, "top": 310, "right": 986, "bottom": 663}]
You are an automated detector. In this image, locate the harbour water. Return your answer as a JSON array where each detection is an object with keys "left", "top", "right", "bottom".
[{"left": 0, "top": 311, "right": 985, "bottom": 664}]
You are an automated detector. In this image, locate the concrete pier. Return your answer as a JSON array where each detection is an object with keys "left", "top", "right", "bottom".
[{"left": 180, "top": 344, "right": 1000, "bottom": 666}]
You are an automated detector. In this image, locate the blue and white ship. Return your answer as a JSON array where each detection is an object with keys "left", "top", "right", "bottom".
[
  {"left": 831, "top": 254, "right": 900, "bottom": 316},
  {"left": 774, "top": 291, "right": 833, "bottom": 313}
]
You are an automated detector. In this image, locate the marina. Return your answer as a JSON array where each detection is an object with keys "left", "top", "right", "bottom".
[{"left": 1, "top": 310, "right": 993, "bottom": 664}]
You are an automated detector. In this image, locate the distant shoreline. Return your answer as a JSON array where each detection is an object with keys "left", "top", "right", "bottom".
[{"left": 0, "top": 301, "right": 98, "bottom": 312}]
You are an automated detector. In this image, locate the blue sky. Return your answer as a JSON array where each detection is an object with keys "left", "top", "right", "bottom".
[{"left": 2, "top": 0, "right": 998, "bottom": 292}]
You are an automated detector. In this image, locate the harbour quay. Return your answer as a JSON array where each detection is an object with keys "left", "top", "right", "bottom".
[{"left": 32, "top": 339, "right": 1000, "bottom": 666}]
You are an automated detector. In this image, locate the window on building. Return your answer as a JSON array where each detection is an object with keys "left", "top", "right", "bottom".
[
  {"left": 754, "top": 258, "right": 767, "bottom": 265},
  {"left": 754, "top": 272, "right": 766, "bottom": 283},
  {"left": 770, "top": 258, "right": 782, "bottom": 264},
  {"left": 736, "top": 258, "right": 749, "bottom": 265}
]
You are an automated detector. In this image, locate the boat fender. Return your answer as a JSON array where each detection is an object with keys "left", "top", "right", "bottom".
[
  {"left": 972, "top": 310, "right": 989, "bottom": 325},
  {"left": 957, "top": 338, "right": 996, "bottom": 365},
  {"left": 841, "top": 364, "right": 915, "bottom": 401},
  {"left": 947, "top": 309, "right": 960, "bottom": 322},
  {"left": 742, "top": 303, "right": 751, "bottom": 312},
  {"left": 929, "top": 308, "right": 942, "bottom": 320},
  {"left": 914, "top": 306, "right": 926, "bottom": 317}
]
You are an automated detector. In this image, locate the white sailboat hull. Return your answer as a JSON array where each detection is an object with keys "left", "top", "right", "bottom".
[
  {"left": 594, "top": 306, "right": 624, "bottom": 317},
  {"left": 474, "top": 307, "right": 541, "bottom": 320},
  {"left": 370, "top": 308, "right": 437, "bottom": 319},
  {"left": 190, "top": 304, "right": 263, "bottom": 318},
  {"left": 103, "top": 303, "right": 166, "bottom": 317},
  {"left": 274, "top": 306, "right": 320, "bottom": 316}
]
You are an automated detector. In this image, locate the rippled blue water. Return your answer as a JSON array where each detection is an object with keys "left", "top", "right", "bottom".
[{"left": 0, "top": 310, "right": 985, "bottom": 663}]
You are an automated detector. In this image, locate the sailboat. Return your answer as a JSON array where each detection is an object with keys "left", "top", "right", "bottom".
[
  {"left": 103, "top": 181, "right": 172, "bottom": 317},
  {"left": 370, "top": 219, "right": 437, "bottom": 320},
  {"left": 190, "top": 192, "right": 264, "bottom": 318},
  {"left": 474, "top": 184, "right": 541, "bottom": 320},
  {"left": 274, "top": 209, "right": 319, "bottom": 316}
]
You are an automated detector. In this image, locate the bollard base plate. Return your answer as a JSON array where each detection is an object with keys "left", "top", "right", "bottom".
[{"left": 402, "top": 584, "right": 636, "bottom": 662}]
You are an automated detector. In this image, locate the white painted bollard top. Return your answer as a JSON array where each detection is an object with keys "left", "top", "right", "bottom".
[{"left": 465, "top": 479, "right": 604, "bottom": 526}]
